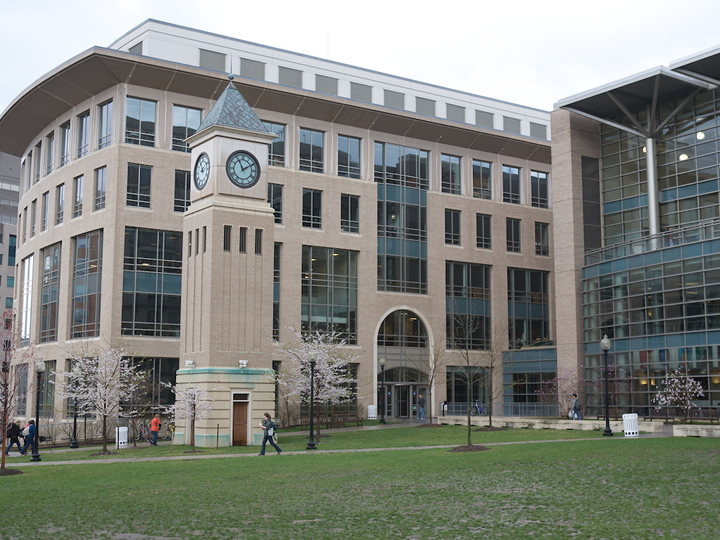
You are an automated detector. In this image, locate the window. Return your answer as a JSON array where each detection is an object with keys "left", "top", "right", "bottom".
[
  {"left": 302, "top": 188, "right": 322, "bottom": 228},
  {"left": 503, "top": 165, "right": 520, "bottom": 204},
  {"left": 507, "top": 218, "right": 521, "bottom": 252},
  {"left": 530, "top": 122, "right": 547, "bottom": 140},
  {"left": 30, "top": 200, "right": 36, "bottom": 237},
  {"left": 20, "top": 254, "right": 33, "bottom": 346},
  {"left": 299, "top": 128, "right": 324, "bottom": 173},
  {"left": 172, "top": 105, "right": 202, "bottom": 152},
  {"left": 416, "top": 97, "right": 435, "bottom": 116},
  {"left": 374, "top": 142, "right": 430, "bottom": 190},
  {"left": 56, "top": 184, "right": 65, "bottom": 224},
  {"left": 341, "top": 194, "right": 359, "bottom": 233},
  {"left": 77, "top": 111, "right": 90, "bottom": 157},
  {"left": 40, "top": 243, "right": 60, "bottom": 343},
  {"left": 7, "top": 276, "right": 14, "bottom": 288},
  {"left": 446, "top": 261, "right": 491, "bottom": 350},
  {"left": 473, "top": 160, "right": 492, "bottom": 199},
  {"left": 21, "top": 209, "right": 26, "bottom": 243},
  {"left": 262, "top": 122, "right": 286, "bottom": 167},
  {"left": 195, "top": 229, "right": 199, "bottom": 255},
  {"left": 278, "top": 66, "right": 302, "bottom": 88},
  {"left": 351, "top": 82, "right": 372, "bottom": 103},
  {"left": 125, "top": 97, "right": 156, "bottom": 146},
  {"left": 72, "top": 230, "right": 102, "bottom": 338},
  {"left": 508, "top": 268, "right": 550, "bottom": 349},
  {"left": 441, "top": 155, "right": 461, "bottom": 194},
  {"left": 535, "top": 222, "right": 549, "bottom": 256},
  {"left": 187, "top": 232, "right": 191, "bottom": 258},
  {"left": 316, "top": 74, "right": 338, "bottom": 96},
  {"left": 34, "top": 144, "right": 42, "bottom": 184},
  {"left": 223, "top": 226, "right": 231, "bottom": 252},
  {"left": 445, "top": 209, "right": 461, "bottom": 245},
  {"left": 199, "top": 49, "right": 226, "bottom": 71},
  {"left": 255, "top": 229, "right": 262, "bottom": 255},
  {"left": 174, "top": 171, "right": 190, "bottom": 212},
  {"left": 122, "top": 228, "right": 182, "bottom": 337},
  {"left": 60, "top": 123, "right": 70, "bottom": 167},
  {"left": 240, "top": 58, "right": 265, "bottom": 80},
  {"left": 338, "top": 135, "right": 361, "bottom": 178},
  {"left": 98, "top": 101, "right": 113, "bottom": 149},
  {"left": 127, "top": 163, "right": 151, "bottom": 208},
  {"left": 503, "top": 116, "right": 521, "bottom": 134},
  {"left": 301, "top": 246, "right": 358, "bottom": 344},
  {"left": 476, "top": 214, "right": 491, "bottom": 249},
  {"left": 268, "top": 184, "right": 283, "bottom": 223},
  {"left": 476, "top": 110, "right": 493, "bottom": 129},
  {"left": 73, "top": 175, "right": 83, "bottom": 218},
  {"left": 531, "top": 171, "right": 549, "bottom": 208},
  {"left": 446, "top": 104, "right": 465, "bottom": 123},
  {"left": 8, "top": 235, "right": 16, "bottom": 266},
  {"left": 45, "top": 132, "right": 54, "bottom": 175},
  {"left": 202, "top": 226, "right": 206, "bottom": 252},
  {"left": 5, "top": 298, "right": 11, "bottom": 309},
  {"left": 95, "top": 167, "right": 106, "bottom": 210},
  {"left": 239, "top": 227, "right": 247, "bottom": 253},
  {"left": 384, "top": 90, "right": 404, "bottom": 109},
  {"left": 129, "top": 42, "right": 142, "bottom": 55},
  {"left": 41, "top": 192, "right": 49, "bottom": 231},
  {"left": 273, "top": 243, "right": 281, "bottom": 340}
]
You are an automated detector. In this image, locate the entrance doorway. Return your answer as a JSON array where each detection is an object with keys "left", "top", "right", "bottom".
[
  {"left": 390, "top": 385, "right": 428, "bottom": 418},
  {"left": 232, "top": 393, "right": 249, "bottom": 446}
]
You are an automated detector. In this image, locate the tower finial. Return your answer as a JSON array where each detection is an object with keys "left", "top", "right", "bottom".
[{"left": 228, "top": 73, "right": 234, "bottom": 81}]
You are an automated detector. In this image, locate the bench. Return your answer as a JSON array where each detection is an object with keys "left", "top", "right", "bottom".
[
  {"left": 687, "top": 408, "right": 720, "bottom": 424},
  {"left": 643, "top": 409, "right": 673, "bottom": 422},
  {"left": 332, "top": 412, "right": 363, "bottom": 428},
  {"left": 596, "top": 407, "right": 623, "bottom": 421}
]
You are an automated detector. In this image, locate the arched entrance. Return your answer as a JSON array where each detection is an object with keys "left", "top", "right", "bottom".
[{"left": 376, "top": 310, "right": 429, "bottom": 419}]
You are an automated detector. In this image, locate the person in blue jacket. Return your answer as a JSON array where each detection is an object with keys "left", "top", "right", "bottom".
[{"left": 20, "top": 419, "right": 35, "bottom": 455}]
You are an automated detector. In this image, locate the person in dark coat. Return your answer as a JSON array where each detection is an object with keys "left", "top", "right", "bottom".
[
  {"left": 19, "top": 419, "right": 36, "bottom": 455},
  {"left": 5, "top": 421, "right": 22, "bottom": 455}
]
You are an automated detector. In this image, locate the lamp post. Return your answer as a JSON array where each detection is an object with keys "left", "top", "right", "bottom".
[
  {"left": 70, "top": 367, "right": 79, "bottom": 449},
  {"left": 306, "top": 351, "right": 317, "bottom": 450},
  {"left": 31, "top": 360, "right": 45, "bottom": 462},
  {"left": 600, "top": 335, "right": 613, "bottom": 437},
  {"left": 379, "top": 358, "right": 386, "bottom": 424}
]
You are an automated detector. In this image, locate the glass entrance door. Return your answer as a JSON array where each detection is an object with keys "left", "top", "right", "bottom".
[{"left": 396, "top": 386, "right": 409, "bottom": 417}]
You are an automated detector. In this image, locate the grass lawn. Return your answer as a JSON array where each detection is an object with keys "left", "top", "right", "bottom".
[{"left": 1, "top": 433, "right": 718, "bottom": 538}]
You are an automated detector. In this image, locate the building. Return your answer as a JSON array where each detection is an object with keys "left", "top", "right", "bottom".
[
  {"left": 553, "top": 48, "right": 720, "bottom": 412},
  {"left": 0, "top": 152, "right": 19, "bottom": 314},
  {"left": 0, "top": 20, "right": 555, "bottom": 444}
]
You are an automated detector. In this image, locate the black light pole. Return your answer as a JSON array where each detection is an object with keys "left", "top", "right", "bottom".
[
  {"left": 31, "top": 361, "right": 45, "bottom": 462},
  {"left": 306, "top": 351, "right": 317, "bottom": 450},
  {"left": 379, "top": 358, "right": 386, "bottom": 424},
  {"left": 600, "top": 335, "right": 613, "bottom": 437},
  {"left": 70, "top": 366, "right": 79, "bottom": 449}
]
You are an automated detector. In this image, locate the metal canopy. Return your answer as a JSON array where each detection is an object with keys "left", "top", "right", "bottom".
[
  {"left": 0, "top": 48, "right": 550, "bottom": 164},
  {"left": 670, "top": 46, "right": 720, "bottom": 85},
  {"left": 554, "top": 66, "right": 713, "bottom": 126}
]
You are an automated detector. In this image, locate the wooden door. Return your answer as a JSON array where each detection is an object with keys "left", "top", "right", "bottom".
[{"left": 233, "top": 402, "right": 248, "bottom": 446}]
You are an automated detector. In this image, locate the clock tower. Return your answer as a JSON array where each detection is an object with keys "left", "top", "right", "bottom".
[{"left": 176, "top": 77, "right": 278, "bottom": 448}]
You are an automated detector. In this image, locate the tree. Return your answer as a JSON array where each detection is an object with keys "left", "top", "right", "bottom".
[
  {"left": 1, "top": 309, "right": 42, "bottom": 473},
  {"left": 476, "top": 322, "right": 519, "bottom": 428},
  {"left": 586, "top": 363, "right": 631, "bottom": 411},
  {"left": 54, "top": 341, "right": 144, "bottom": 454},
  {"left": 274, "top": 327, "right": 359, "bottom": 442},
  {"left": 652, "top": 368, "right": 705, "bottom": 423},
  {"left": 538, "top": 365, "right": 587, "bottom": 418},
  {"left": 164, "top": 383, "right": 217, "bottom": 452}
]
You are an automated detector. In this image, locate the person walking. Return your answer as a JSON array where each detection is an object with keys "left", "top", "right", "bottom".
[
  {"left": 19, "top": 419, "right": 35, "bottom": 455},
  {"left": 258, "top": 412, "right": 282, "bottom": 455},
  {"left": 150, "top": 415, "right": 161, "bottom": 446},
  {"left": 571, "top": 393, "right": 583, "bottom": 421},
  {"left": 5, "top": 421, "right": 22, "bottom": 455},
  {"left": 417, "top": 395, "right": 426, "bottom": 420}
]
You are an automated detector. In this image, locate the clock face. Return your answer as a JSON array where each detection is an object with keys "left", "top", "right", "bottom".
[
  {"left": 194, "top": 153, "right": 210, "bottom": 190},
  {"left": 226, "top": 150, "right": 260, "bottom": 188}
]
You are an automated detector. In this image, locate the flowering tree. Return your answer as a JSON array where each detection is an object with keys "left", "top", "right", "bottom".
[
  {"left": 163, "top": 383, "right": 217, "bottom": 452},
  {"left": 587, "top": 364, "right": 631, "bottom": 409},
  {"left": 54, "top": 341, "right": 144, "bottom": 454},
  {"left": 538, "top": 365, "right": 586, "bottom": 417},
  {"left": 652, "top": 369, "right": 705, "bottom": 422},
  {"left": 1, "top": 309, "right": 42, "bottom": 473},
  {"left": 274, "top": 327, "right": 359, "bottom": 441}
]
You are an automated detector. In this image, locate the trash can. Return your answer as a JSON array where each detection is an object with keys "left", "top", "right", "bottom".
[
  {"left": 368, "top": 405, "right": 377, "bottom": 420},
  {"left": 622, "top": 413, "right": 639, "bottom": 437},
  {"left": 116, "top": 426, "right": 128, "bottom": 449}
]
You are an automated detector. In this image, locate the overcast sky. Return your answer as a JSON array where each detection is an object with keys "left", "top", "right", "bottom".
[{"left": 3, "top": 0, "right": 720, "bottom": 116}]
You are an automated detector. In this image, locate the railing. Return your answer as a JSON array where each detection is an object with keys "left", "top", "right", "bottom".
[
  {"left": 584, "top": 217, "right": 720, "bottom": 266},
  {"left": 440, "top": 401, "right": 560, "bottom": 417}
]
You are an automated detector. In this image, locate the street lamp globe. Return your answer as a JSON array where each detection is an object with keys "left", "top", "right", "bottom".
[{"left": 600, "top": 335, "right": 611, "bottom": 352}]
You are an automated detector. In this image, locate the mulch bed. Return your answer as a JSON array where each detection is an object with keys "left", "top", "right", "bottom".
[
  {"left": 91, "top": 451, "right": 118, "bottom": 456},
  {"left": 0, "top": 468, "right": 24, "bottom": 476},
  {"left": 474, "top": 427, "right": 505, "bottom": 432},
  {"left": 448, "top": 444, "right": 489, "bottom": 452},
  {"left": 417, "top": 423, "right": 443, "bottom": 428}
]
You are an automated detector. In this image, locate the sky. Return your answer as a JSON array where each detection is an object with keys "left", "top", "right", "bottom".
[{"left": 2, "top": 0, "right": 720, "bottom": 115}]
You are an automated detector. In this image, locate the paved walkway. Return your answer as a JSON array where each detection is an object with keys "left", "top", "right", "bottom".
[{"left": 4, "top": 420, "right": 670, "bottom": 468}]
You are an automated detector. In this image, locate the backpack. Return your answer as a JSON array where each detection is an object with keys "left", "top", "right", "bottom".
[
  {"left": 22, "top": 425, "right": 30, "bottom": 437},
  {"left": 573, "top": 400, "right": 582, "bottom": 411}
]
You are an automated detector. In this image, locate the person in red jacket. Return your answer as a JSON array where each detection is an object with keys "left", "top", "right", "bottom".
[{"left": 150, "top": 415, "right": 161, "bottom": 446}]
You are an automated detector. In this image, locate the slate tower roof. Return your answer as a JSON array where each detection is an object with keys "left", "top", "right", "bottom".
[{"left": 196, "top": 78, "right": 270, "bottom": 134}]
